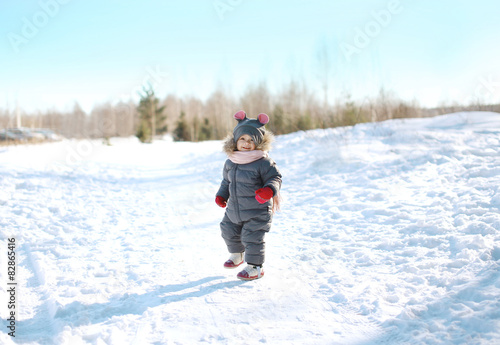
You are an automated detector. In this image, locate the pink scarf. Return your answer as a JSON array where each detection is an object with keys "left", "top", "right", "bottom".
[
  {"left": 228, "top": 150, "right": 267, "bottom": 164},
  {"left": 228, "top": 150, "right": 281, "bottom": 213}
]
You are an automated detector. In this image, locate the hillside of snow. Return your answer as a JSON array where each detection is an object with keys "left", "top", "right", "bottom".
[{"left": 1, "top": 112, "right": 499, "bottom": 344}]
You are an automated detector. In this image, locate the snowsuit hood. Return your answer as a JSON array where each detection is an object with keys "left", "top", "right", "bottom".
[{"left": 222, "top": 130, "right": 275, "bottom": 155}]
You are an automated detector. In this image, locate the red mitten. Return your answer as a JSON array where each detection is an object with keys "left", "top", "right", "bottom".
[
  {"left": 255, "top": 187, "right": 274, "bottom": 204},
  {"left": 215, "top": 196, "right": 227, "bottom": 208}
]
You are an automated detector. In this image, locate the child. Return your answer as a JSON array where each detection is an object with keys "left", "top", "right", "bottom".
[{"left": 215, "top": 110, "right": 282, "bottom": 281}]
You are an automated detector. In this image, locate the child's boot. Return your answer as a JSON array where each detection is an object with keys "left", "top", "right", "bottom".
[
  {"left": 236, "top": 264, "right": 264, "bottom": 280},
  {"left": 224, "top": 252, "right": 244, "bottom": 268}
]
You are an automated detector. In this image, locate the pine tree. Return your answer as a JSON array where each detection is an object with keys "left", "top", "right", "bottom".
[
  {"left": 296, "top": 112, "right": 313, "bottom": 131},
  {"left": 198, "top": 118, "right": 213, "bottom": 141},
  {"left": 174, "top": 111, "right": 190, "bottom": 141},
  {"left": 270, "top": 105, "right": 286, "bottom": 135},
  {"left": 136, "top": 86, "right": 166, "bottom": 143}
]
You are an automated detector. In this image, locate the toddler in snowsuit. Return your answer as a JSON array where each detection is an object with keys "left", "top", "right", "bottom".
[{"left": 215, "top": 111, "right": 282, "bottom": 281}]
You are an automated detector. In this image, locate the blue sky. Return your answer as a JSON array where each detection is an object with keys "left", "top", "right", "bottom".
[{"left": 1, "top": 0, "right": 499, "bottom": 113}]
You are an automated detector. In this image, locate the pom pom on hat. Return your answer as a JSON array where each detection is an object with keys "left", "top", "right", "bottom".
[
  {"left": 258, "top": 113, "right": 269, "bottom": 124},
  {"left": 234, "top": 110, "right": 246, "bottom": 121}
]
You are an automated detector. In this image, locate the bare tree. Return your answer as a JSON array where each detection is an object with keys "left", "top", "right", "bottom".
[
  {"left": 114, "top": 101, "right": 137, "bottom": 137},
  {"left": 205, "top": 88, "right": 234, "bottom": 139},
  {"left": 238, "top": 82, "right": 271, "bottom": 117},
  {"left": 185, "top": 97, "right": 204, "bottom": 141}
]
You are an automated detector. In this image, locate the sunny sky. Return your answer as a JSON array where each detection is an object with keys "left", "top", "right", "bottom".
[{"left": 1, "top": 0, "right": 500, "bottom": 113}]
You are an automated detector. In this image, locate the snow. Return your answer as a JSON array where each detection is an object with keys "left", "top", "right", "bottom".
[{"left": 1, "top": 111, "right": 500, "bottom": 344}]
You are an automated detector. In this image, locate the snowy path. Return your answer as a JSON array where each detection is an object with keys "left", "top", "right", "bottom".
[{"left": 1, "top": 112, "right": 499, "bottom": 344}]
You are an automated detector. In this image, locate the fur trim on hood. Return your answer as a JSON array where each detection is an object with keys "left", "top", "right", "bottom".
[{"left": 223, "top": 130, "right": 275, "bottom": 155}]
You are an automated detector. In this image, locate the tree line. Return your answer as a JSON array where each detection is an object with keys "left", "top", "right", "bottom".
[{"left": 1, "top": 83, "right": 499, "bottom": 143}]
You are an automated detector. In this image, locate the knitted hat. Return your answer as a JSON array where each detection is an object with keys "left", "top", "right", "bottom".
[{"left": 233, "top": 110, "right": 269, "bottom": 146}]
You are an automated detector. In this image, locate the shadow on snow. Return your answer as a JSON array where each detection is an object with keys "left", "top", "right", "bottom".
[{"left": 6, "top": 276, "right": 246, "bottom": 344}]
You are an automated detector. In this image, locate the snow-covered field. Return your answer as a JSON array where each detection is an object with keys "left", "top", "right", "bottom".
[{"left": 1, "top": 112, "right": 499, "bottom": 345}]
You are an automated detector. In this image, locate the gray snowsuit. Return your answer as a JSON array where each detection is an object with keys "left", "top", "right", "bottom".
[{"left": 216, "top": 134, "right": 282, "bottom": 266}]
